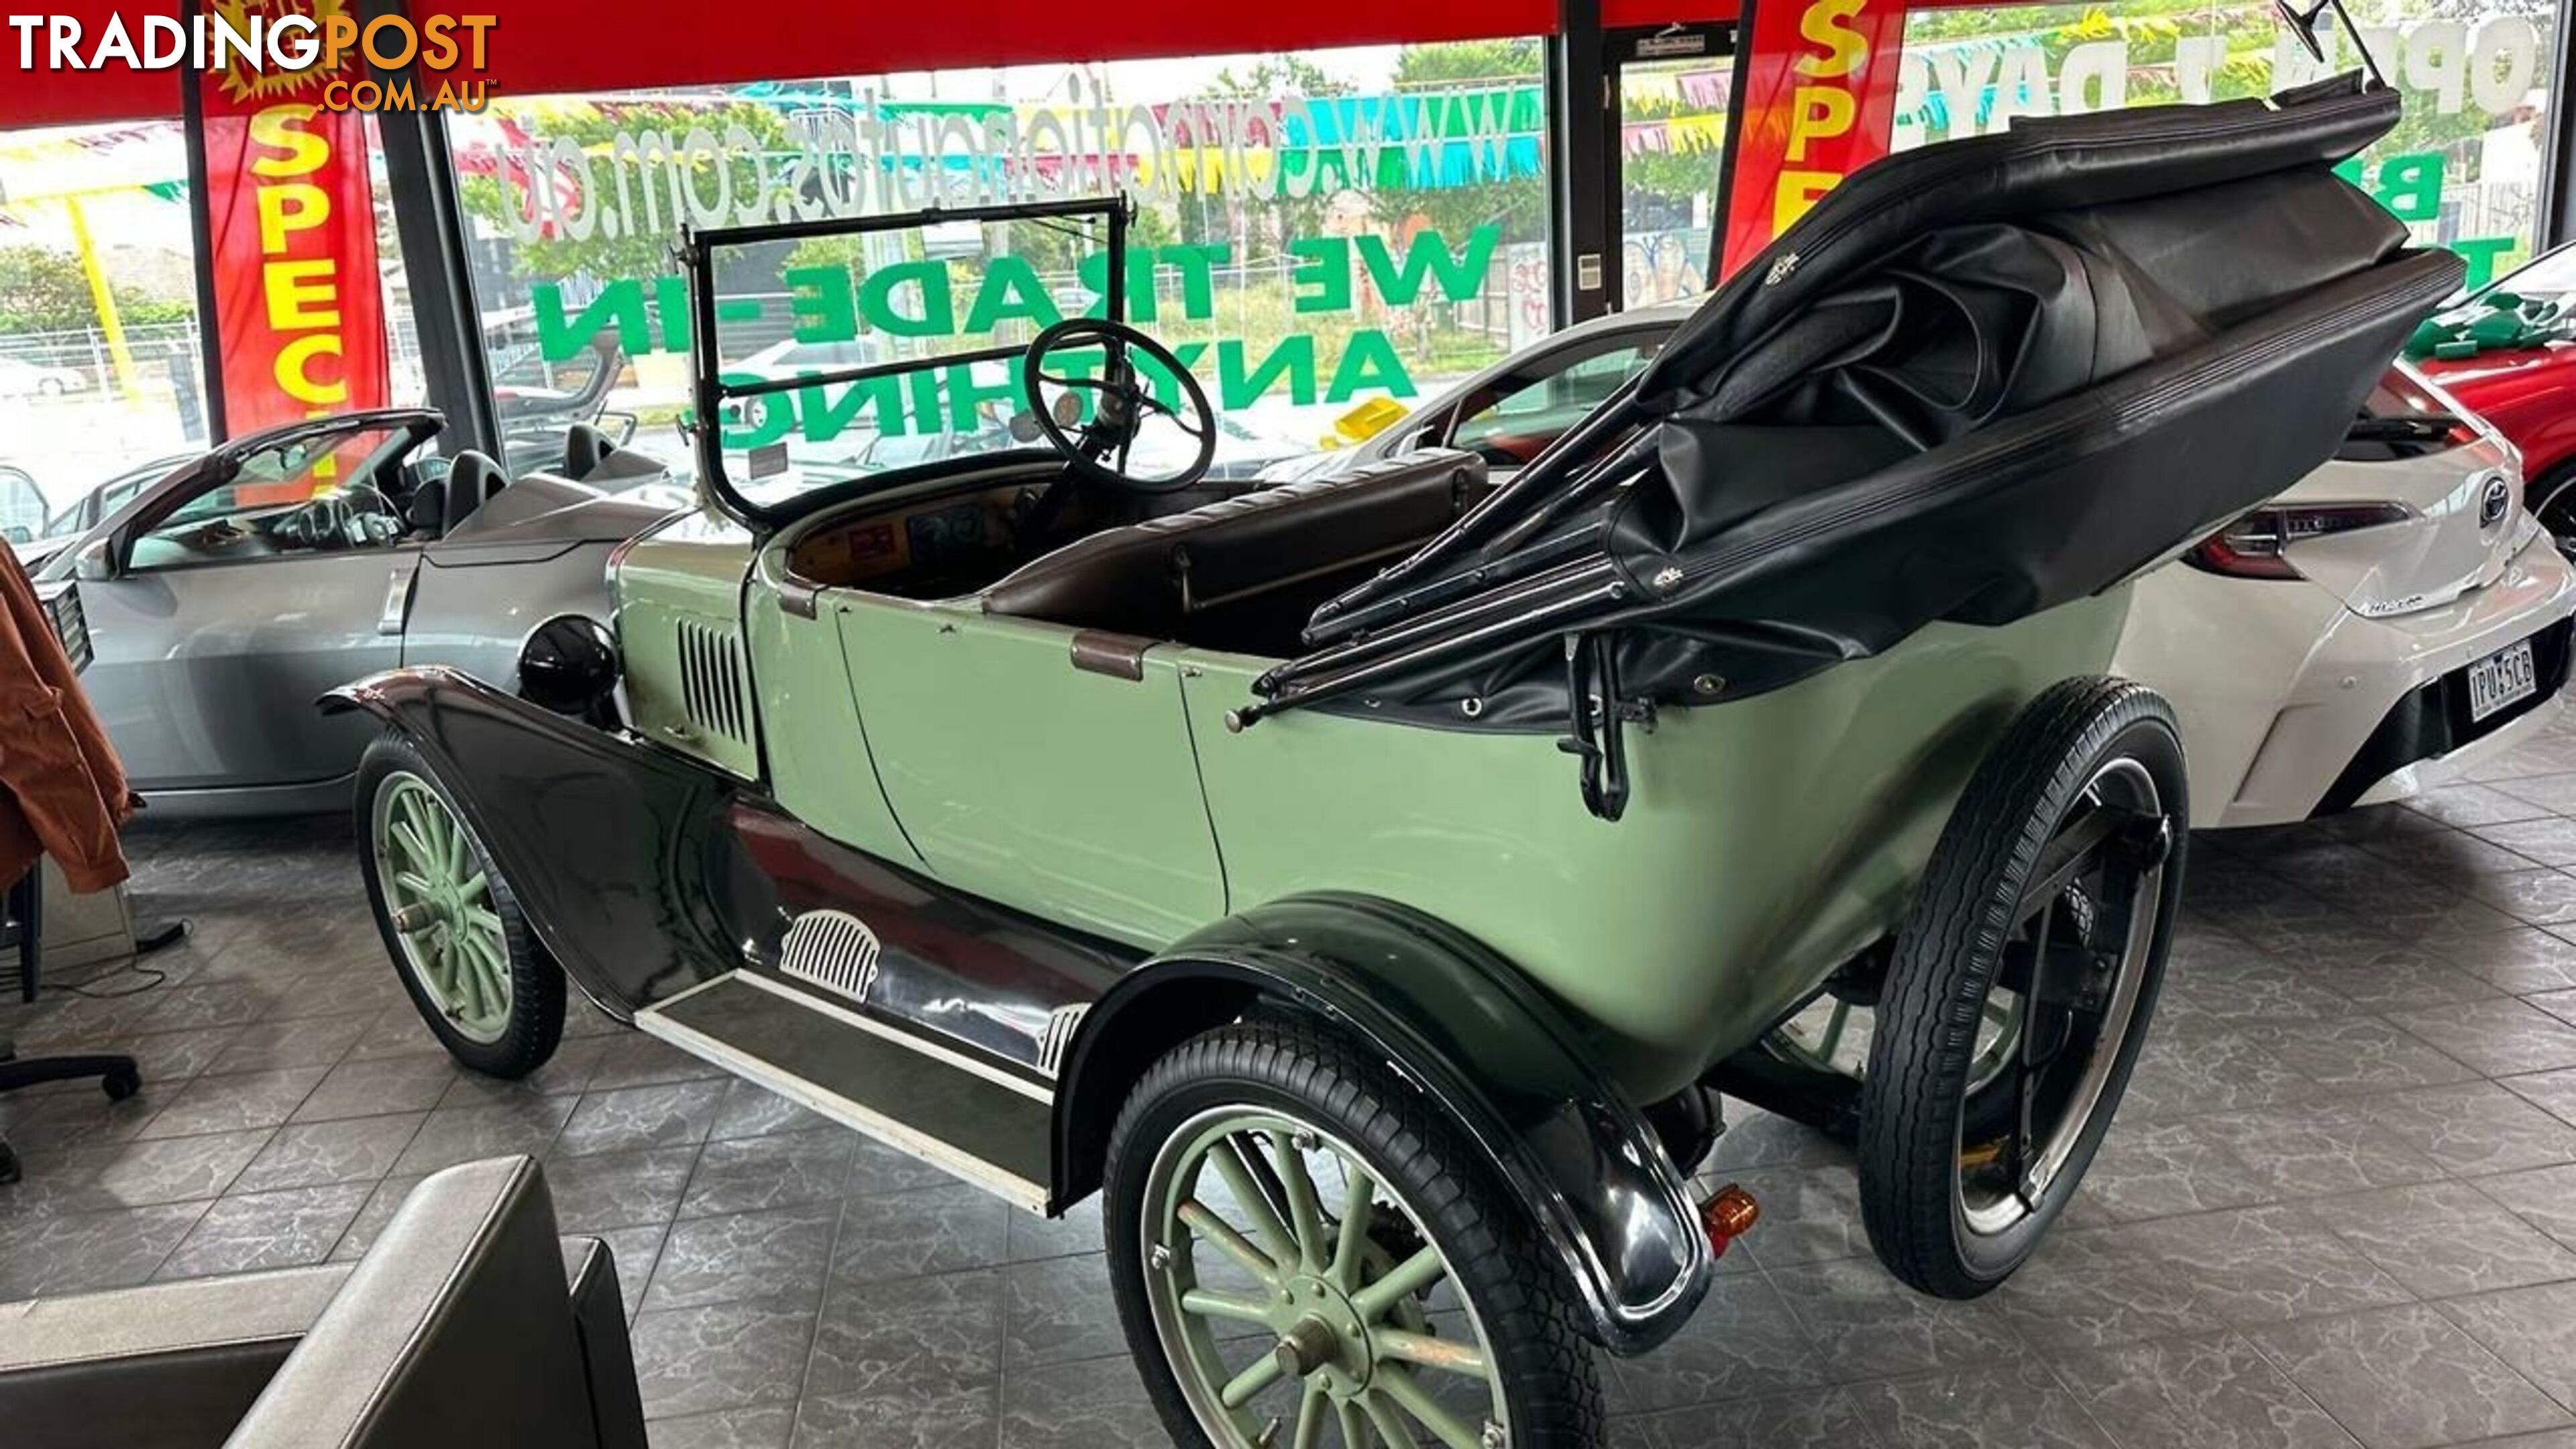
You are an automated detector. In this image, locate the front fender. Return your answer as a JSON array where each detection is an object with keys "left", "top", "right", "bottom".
[
  {"left": 322, "top": 667, "right": 743, "bottom": 1014},
  {"left": 1055, "top": 892, "right": 1711, "bottom": 1355}
]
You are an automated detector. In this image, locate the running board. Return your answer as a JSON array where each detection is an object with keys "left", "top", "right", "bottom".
[{"left": 636, "top": 972, "right": 1054, "bottom": 1212}]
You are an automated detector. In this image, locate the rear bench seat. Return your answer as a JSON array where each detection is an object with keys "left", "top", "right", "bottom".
[{"left": 981, "top": 449, "right": 1486, "bottom": 644}]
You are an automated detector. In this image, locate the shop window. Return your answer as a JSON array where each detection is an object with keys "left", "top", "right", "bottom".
[
  {"left": 1892, "top": 0, "right": 2561, "bottom": 286},
  {"left": 442, "top": 41, "right": 1555, "bottom": 486}
]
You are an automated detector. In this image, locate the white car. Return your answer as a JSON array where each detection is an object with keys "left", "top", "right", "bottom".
[
  {"left": 1285, "top": 303, "right": 2576, "bottom": 828},
  {"left": 0, "top": 356, "right": 90, "bottom": 398}
]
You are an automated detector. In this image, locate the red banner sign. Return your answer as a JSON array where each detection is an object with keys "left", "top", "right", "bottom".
[
  {"left": 1717, "top": 0, "right": 1905, "bottom": 280},
  {"left": 194, "top": 7, "right": 388, "bottom": 477}
]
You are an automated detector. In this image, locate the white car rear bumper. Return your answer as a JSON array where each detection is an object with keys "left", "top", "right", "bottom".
[{"left": 2119, "top": 532, "right": 2576, "bottom": 829}]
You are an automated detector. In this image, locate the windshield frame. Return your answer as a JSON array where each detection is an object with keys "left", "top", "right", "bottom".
[{"left": 682, "top": 195, "right": 1132, "bottom": 533}]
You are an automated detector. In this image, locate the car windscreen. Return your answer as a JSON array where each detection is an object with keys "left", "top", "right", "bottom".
[{"left": 692, "top": 202, "right": 1138, "bottom": 513}]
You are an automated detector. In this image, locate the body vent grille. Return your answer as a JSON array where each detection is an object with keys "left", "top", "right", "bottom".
[
  {"left": 675, "top": 618, "right": 751, "bottom": 745},
  {"left": 1036, "top": 1004, "right": 1089, "bottom": 1078},
  {"left": 778, "top": 910, "right": 883, "bottom": 1003}
]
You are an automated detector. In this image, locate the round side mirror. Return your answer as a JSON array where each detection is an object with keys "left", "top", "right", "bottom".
[{"left": 518, "top": 613, "right": 621, "bottom": 717}]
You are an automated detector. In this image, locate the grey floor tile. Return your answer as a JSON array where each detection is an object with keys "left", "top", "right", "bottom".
[
  {"left": 630, "top": 1296, "right": 816, "bottom": 1420},
  {"left": 557, "top": 1079, "right": 731, "bottom": 1158},
  {"left": 590, "top": 1222, "right": 667, "bottom": 1323},
  {"left": 0, "top": 1201, "right": 208, "bottom": 1299},
  {"left": 2434, "top": 1279, "right": 2576, "bottom": 1413},
  {"left": 996, "top": 1354, "right": 1163, "bottom": 1449},
  {"left": 708, "top": 1078, "right": 834, "bottom": 1142},
  {"left": 5, "top": 1127, "right": 271, "bottom": 1213},
  {"left": 2249, "top": 1303, "right": 2573, "bottom": 1449},
  {"left": 833, "top": 1181, "right": 1012, "bottom": 1285},
  {"left": 1607, "top": 1271, "right": 1830, "bottom": 1411},
  {"left": 2532, "top": 989, "right": 2576, "bottom": 1028},
  {"left": 2455, "top": 929, "right": 2576, "bottom": 994},
  {"left": 645, "top": 1405, "right": 796, "bottom": 1449},
  {"left": 155, "top": 1181, "right": 372, "bottom": 1280},
  {"left": 2177, "top": 1104, "right": 2447, "bottom": 1201},
  {"left": 2473, "top": 818, "right": 2576, "bottom": 868},
  {"left": 292, "top": 1053, "right": 462, "bottom": 1122},
  {"left": 2049, "top": 1330, "right": 2359, "bottom": 1449},
  {"left": 544, "top": 1145, "right": 700, "bottom": 1233},
  {"left": 2328, "top": 1081, "right": 2576, "bottom": 1176},
  {"left": 2241, "top": 1018, "right": 2482, "bottom": 1095},
  {"left": 682, "top": 1130, "right": 855, "bottom": 1220},
  {"left": 1991, "top": 1228, "right": 2224, "bottom": 1352},
  {"left": 842, "top": 1137, "right": 964, "bottom": 1198},
  {"left": 439, "top": 1036, "right": 612, "bottom": 1105},
  {"left": 806, "top": 1267, "right": 1001, "bottom": 1401},
  {"left": 1000, "top": 1252, "right": 1129, "bottom": 1371},
  {"left": 390, "top": 1097, "right": 576, "bottom": 1176},
  {"left": 790, "top": 1383, "right": 995, "bottom": 1449},
  {"left": 205, "top": 1012, "right": 378, "bottom": 1075},
  {"left": 232, "top": 1113, "right": 426, "bottom": 1193},
  {"left": 1843, "top": 1359, "right": 2116, "bottom": 1448},
  {"left": 588, "top": 1035, "right": 733, "bottom": 1093},
  {"left": 1611, "top": 1385, "right": 1880, "bottom": 1448},
  {"left": 1768, "top": 1254, "right": 2027, "bottom": 1381},
  {"left": 2502, "top": 1069, "right": 2576, "bottom": 1128},
  {"left": 2306, "top": 1180, "right": 2576, "bottom": 1297},
  {"left": 2114, "top": 1205, "right": 2414, "bottom": 1328},
  {"left": 645, "top": 1201, "right": 843, "bottom": 1312},
  {"left": 2386, "top": 998, "right": 2576, "bottom": 1077},
  {"left": 136, "top": 1066, "right": 326, "bottom": 1138},
  {"left": 1005, "top": 1197, "right": 1099, "bottom": 1263},
  {"left": 2477, "top": 1163, "right": 2576, "bottom": 1250}
]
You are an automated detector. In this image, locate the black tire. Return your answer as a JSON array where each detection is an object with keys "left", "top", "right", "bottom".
[
  {"left": 1859, "top": 678, "right": 2186, "bottom": 1299},
  {"left": 2527, "top": 460, "right": 2576, "bottom": 543},
  {"left": 354, "top": 730, "right": 565, "bottom": 1078},
  {"left": 102, "top": 1065, "right": 140, "bottom": 1102},
  {"left": 1106, "top": 1017, "right": 1603, "bottom": 1449}
]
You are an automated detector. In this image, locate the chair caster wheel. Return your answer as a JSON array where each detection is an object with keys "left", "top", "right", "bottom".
[{"left": 103, "top": 1067, "right": 141, "bottom": 1102}]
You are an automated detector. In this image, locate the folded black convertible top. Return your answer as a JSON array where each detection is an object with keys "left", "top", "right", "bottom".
[{"left": 1249, "top": 76, "right": 2463, "bottom": 735}]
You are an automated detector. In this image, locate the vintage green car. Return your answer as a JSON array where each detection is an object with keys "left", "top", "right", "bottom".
[{"left": 330, "top": 78, "right": 2455, "bottom": 1448}]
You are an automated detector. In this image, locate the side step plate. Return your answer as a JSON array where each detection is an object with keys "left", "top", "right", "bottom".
[{"left": 637, "top": 973, "right": 1053, "bottom": 1212}]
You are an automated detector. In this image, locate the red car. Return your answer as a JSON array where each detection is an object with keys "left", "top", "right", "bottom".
[{"left": 2414, "top": 242, "right": 2576, "bottom": 535}]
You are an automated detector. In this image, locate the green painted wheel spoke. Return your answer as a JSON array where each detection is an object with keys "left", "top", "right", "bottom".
[
  {"left": 1336, "top": 1399, "right": 1369, "bottom": 1449},
  {"left": 1362, "top": 1391, "right": 1418, "bottom": 1449},
  {"left": 464, "top": 906, "right": 504, "bottom": 937},
  {"left": 1291, "top": 1381, "right": 1329, "bottom": 1449},
  {"left": 458, "top": 871, "right": 490, "bottom": 905},
  {"left": 1375, "top": 1368, "right": 1481, "bottom": 1449},
  {"left": 1179, "top": 1199, "right": 1282, "bottom": 1287},
  {"left": 1329, "top": 1163, "right": 1377, "bottom": 1289},
  {"left": 443, "top": 809, "right": 468, "bottom": 879},
  {"left": 449, "top": 941, "right": 487, "bottom": 1017},
  {"left": 1352, "top": 1246, "right": 1447, "bottom": 1322},
  {"left": 1210, "top": 1134, "right": 1297, "bottom": 1271},
  {"left": 390, "top": 820, "right": 437, "bottom": 873},
  {"left": 1217, "top": 1351, "right": 1284, "bottom": 1410},
  {"left": 1177, "top": 1287, "right": 1271, "bottom": 1326},
  {"left": 1269, "top": 1129, "right": 1329, "bottom": 1272},
  {"left": 1375, "top": 1328, "right": 1489, "bottom": 1381}
]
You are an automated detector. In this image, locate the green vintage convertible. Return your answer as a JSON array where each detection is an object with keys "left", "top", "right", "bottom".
[{"left": 332, "top": 77, "right": 2456, "bottom": 1448}]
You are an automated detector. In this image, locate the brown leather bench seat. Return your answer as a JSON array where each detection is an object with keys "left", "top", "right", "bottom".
[{"left": 981, "top": 449, "right": 1486, "bottom": 649}]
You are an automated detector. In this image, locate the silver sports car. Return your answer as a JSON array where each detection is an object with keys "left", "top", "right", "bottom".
[{"left": 33, "top": 409, "right": 675, "bottom": 816}]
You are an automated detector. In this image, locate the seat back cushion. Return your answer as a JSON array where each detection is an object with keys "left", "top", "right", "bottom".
[
  {"left": 442, "top": 451, "right": 508, "bottom": 533},
  {"left": 983, "top": 449, "right": 1485, "bottom": 639}
]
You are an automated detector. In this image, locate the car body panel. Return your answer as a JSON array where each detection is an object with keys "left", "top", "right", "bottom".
[
  {"left": 1171, "top": 589, "right": 2133, "bottom": 1101},
  {"left": 28, "top": 411, "right": 677, "bottom": 814},
  {"left": 835, "top": 600, "right": 1228, "bottom": 948},
  {"left": 2423, "top": 343, "right": 2576, "bottom": 490}
]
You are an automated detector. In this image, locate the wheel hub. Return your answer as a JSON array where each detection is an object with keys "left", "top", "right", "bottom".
[{"left": 1269, "top": 1274, "right": 1373, "bottom": 1395}]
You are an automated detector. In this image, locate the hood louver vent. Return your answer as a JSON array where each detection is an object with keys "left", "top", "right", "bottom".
[{"left": 676, "top": 618, "right": 751, "bottom": 747}]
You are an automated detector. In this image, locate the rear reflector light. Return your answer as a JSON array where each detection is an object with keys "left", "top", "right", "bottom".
[
  {"left": 1701, "top": 1183, "right": 1760, "bottom": 1257},
  {"left": 2184, "top": 503, "right": 2410, "bottom": 580}
]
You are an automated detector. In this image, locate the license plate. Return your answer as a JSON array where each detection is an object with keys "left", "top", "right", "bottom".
[{"left": 2468, "top": 639, "right": 2540, "bottom": 722}]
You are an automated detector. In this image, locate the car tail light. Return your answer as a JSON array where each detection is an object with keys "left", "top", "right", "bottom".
[{"left": 2183, "top": 503, "right": 2410, "bottom": 580}]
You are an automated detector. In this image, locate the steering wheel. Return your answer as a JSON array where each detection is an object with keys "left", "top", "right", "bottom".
[
  {"left": 1022, "top": 318, "right": 1218, "bottom": 494},
  {"left": 274, "top": 485, "right": 399, "bottom": 550}
]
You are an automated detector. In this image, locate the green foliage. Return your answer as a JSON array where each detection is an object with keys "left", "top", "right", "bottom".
[
  {"left": 0, "top": 245, "right": 184, "bottom": 337},
  {"left": 1370, "top": 39, "right": 1548, "bottom": 244}
]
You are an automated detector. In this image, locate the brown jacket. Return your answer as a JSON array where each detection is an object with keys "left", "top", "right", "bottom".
[{"left": 0, "top": 546, "right": 132, "bottom": 894}]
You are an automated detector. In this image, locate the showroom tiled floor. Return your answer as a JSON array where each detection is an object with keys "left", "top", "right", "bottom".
[{"left": 12, "top": 731, "right": 2576, "bottom": 1447}]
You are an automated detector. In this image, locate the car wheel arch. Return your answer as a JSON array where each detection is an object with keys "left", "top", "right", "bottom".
[{"left": 1051, "top": 890, "right": 1715, "bottom": 1355}]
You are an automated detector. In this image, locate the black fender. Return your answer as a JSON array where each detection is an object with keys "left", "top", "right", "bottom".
[
  {"left": 1053, "top": 892, "right": 1711, "bottom": 1356},
  {"left": 322, "top": 666, "right": 745, "bottom": 1015}
]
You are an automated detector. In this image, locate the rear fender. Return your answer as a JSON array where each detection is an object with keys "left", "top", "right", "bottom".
[
  {"left": 321, "top": 667, "right": 742, "bottom": 1015},
  {"left": 1054, "top": 892, "right": 1711, "bottom": 1355}
]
